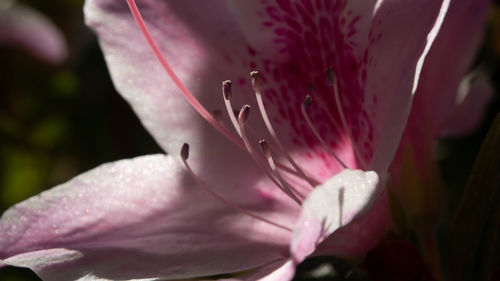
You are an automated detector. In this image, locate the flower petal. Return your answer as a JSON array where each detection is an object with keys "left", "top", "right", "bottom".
[
  {"left": 314, "top": 190, "right": 390, "bottom": 259},
  {"left": 227, "top": 0, "right": 376, "bottom": 178},
  {"left": 219, "top": 0, "right": 453, "bottom": 176},
  {"left": 290, "top": 170, "right": 379, "bottom": 263},
  {"left": 0, "top": 1, "right": 67, "bottom": 63},
  {"left": 393, "top": 0, "right": 491, "bottom": 174},
  {"left": 408, "top": 0, "right": 491, "bottom": 139},
  {"left": 439, "top": 72, "right": 494, "bottom": 137},
  {"left": 368, "top": 0, "right": 450, "bottom": 173},
  {"left": 86, "top": 0, "right": 454, "bottom": 190},
  {"left": 0, "top": 154, "right": 294, "bottom": 280},
  {"left": 84, "top": 0, "right": 302, "bottom": 201}
]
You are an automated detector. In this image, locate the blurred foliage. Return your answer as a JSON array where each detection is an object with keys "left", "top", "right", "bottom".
[
  {"left": 0, "top": 0, "right": 499, "bottom": 281},
  {"left": 448, "top": 112, "right": 500, "bottom": 281},
  {"left": 0, "top": 0, "right": 160, "bottom": 280}
]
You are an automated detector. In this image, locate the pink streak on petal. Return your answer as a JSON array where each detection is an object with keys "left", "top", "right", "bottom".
[{"left": 84, "top": 0, "right": 302, "bottom": 205}]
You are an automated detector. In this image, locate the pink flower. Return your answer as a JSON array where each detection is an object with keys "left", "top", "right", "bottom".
[
  {"left": 0, "top": 0, "right": 67, "bottom": 63},
  {"left": 0, "top": 0, "right": 490, "bottom": 280}
]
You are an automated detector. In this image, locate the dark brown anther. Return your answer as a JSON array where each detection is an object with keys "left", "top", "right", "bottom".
[
  {"left": 303, "top": 95, "right": 313, "bottom": 109},
  {"left": 326, "top": 67, "right": 334, "bottom": 86},
  {"left": 222, "top": 80, "right": 232, "bottom": 100},
  {"left": 259, "top": 139, "right": 271, "bottom": 158},
  {"left": 181, "top": 143, "right": 190, "bottom": 160},
  {"left": 238, "top": 105, "right": 251, "bottom": 123},
  {"left": 250, "top": 71, "right": 261, "bottom": 92},
  {"left": 250, "top": 70, "right": 260, "bottom": 79}
]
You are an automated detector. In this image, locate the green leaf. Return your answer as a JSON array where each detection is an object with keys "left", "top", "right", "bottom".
[{"left": 449, "top": 112, "right": 500, "bottom": 281}]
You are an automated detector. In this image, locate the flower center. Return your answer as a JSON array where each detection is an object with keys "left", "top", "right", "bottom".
[
  {"left": 125, "top": 0, "right": 365, "bottom": 231},
  {"left": 181, "top": 70, "right": 363, "bottom": 231}
]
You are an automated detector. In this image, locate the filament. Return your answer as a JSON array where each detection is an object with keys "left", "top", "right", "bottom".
[
  {"left": 251, "top": 71, "right": 320, "bottom": 187},
  {"left": 181, "top": 143, "right": 292, "bottom": 232},
  {"left": 301, "top": 95, "right": 348, "bottom": 169},
  {"left": 327, "top": 68, "right": 368, "bottom": 169}
]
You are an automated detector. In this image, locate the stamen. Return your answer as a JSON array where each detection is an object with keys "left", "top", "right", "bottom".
[
  {"left": 307, "top": 90, "right": 344, "bottom": 135},
  {"left": 224, "top": 79, "right": 315, "bottom": 181},
  {"left": 251, "top": 71, "right": 320, "bottom": 187},
  {"left": 126, "top": 0, "right": 317, "bottom": 186},
  {"left": 260, "top": 140, "right": 304, "bottom": 204},
  {"left": 238, "top": 104, "right": 251, "bottom": 123},
  {"left": 222, "top": 80, "right": 242, "bottom": 137},
  {"left": 326, "top": 67, "right": 368, "bottom": 169},
  {"left": 301, "top": 95, "right": 348, "bottom": 169},
  {"left": 235, "top": 105, "right": 258, "bottom": 158},
  {"left": 180, "top": 143, "right": 292, "bottom": 232},
  {"left": 125, "top": 0, "right": 243, "bottom": 149},
  {"left": 236, "top": 105, "right": 297, "bottom": 200}
]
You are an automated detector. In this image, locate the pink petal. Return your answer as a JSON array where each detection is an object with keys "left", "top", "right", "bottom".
[
  {"left": 222, "top": 0, "right": 452, "bottom": 176},
  {"left": 227, "top": 0, "right": 376, "bottom": 178},
  {"left": 0, "top": 155, "right": 294, "bottom": 280},
  {"left": 439, "top": 73, "right": 494, "bottom": 137},
  {"left": 407, "top": 0, "right": 491, "bottom": 139},
  {"left": 368, "top": 0, "right": 451, "bottom": 173},
  {"left": 85, "top": 0, "right": 453, "bottom": 191},
  {"left": 84, "top": 0, "right": 303, "bottom": 201},
  {"left": 0, "top": 1, "right": 67, "bottom": 63},
  {"left": 290, "top": 170, "right": 379, "bottom": 263},
  {"left": 315, "top": 190, "right": 390, "bottom": 259},
  {"left": 394, "top": 0, "right": 491, "bottom": 171}
]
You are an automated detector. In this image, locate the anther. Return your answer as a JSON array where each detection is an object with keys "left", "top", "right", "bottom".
[
  {"left": 181, "top": 143, "right": 189, "bottom": 160},
  {"left": 222, "top": 80, "right": 232, "bottom": 100},
  {"left": 222, "top": 80, "right": 242, "bottom": 137},
  {"left": 236, "top": 109, "right": 288, "bottom": 198},
  {"left": 250, "top": 70, "right": 261, "bottom": 91},
  {"left": 126, "top": 0, "right": 301, "bottom": 182},
  {"left": 180, "top": 143, "right": 292, "bottom": 232},
  {"left": 303, "top": 95, "right": 313, "bottom": 109},
  {"left": 239, "top": 105, "right": 251, "bottom": 123},
  {"left": 259, "top": 139, "right": 271, "bottom": 158},
  {"left": 251, "top": 71, "right": 320, "bottom": 187},
  {"left": 326, "top": 67, "right": 334, "bottom": 86},
  {"left": 327, "top": 67, "right": 368, "bottom": 169}
]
